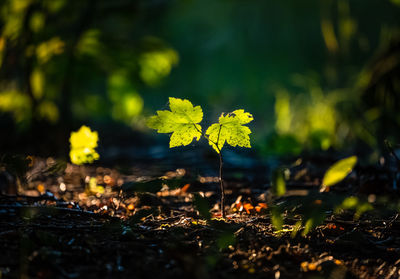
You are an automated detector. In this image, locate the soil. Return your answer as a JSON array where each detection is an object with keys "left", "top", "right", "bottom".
[{"left": 1, "top": 147, "right": 400, "bottom": 279}]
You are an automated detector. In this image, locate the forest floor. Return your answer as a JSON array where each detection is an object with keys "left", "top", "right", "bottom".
[{"left": 1, "top": 147, "right": 400, "bottom": 279}]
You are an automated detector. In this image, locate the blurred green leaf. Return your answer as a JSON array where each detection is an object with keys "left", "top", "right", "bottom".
[
  {"left": 271, "top": 206, "right": 283, "bottom": 231},
  {"left": 272, "top": 168, "right": 286, "bottom": 197},
  {"left": 301, "top": 210, "right": 326, "bottom": 236},
  {"left": 322, "top": 156, "right": 357, "bottom": 188},
  {"left": 336, "top": 196, "right": 373, "bottom": 220}
]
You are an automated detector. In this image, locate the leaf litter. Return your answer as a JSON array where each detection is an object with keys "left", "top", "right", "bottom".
[{"left": 0, "top": 154, "right": 400, "bottom": 278}]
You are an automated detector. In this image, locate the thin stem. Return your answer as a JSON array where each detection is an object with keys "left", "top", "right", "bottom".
[
  {"left": 218, "top": 151, "right": 225, "bottom": 218},
  {"left": 191, "top": 122, "right": 226, "bottom": 218},
  {"left": 216, "top": 125, "right": 225, "bottom": 218}
]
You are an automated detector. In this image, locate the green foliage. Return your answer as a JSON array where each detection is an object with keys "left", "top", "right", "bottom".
[
  {"left": 335, "top": 196, "right": 373, "bottom": 220},
  {"left": 301, "top": 210, "right": 326, "bottom": 237},
  {"left": 271, "top": 168, "right": 287, "bottom": 197},
  {"left": 147, "top": 97, "right": 253, "bottom": 218},
  {"left": 147, "top": 97, "right": 253, "bottom": 153},
  {"left": 139, "top": 48, "right": 179, "bottom": 86},
  {"left": 69, "top": 125, "right": 100, "bottom": 165},
  {"left": 270, "top": 206, "right": 284, "bottom": 231},
  {"left": 108, "top": 73, "right": 143, "bottom": 123},
  {"left": 206, "top": 110, "right": 253, "bottom": 153},
  {"left": 147, "top": 97, "right": 203, "bottom": 148},
  {"left": 322, "top": 156, "right": 357, "bottom": 188},
  {"left": 270, "top": 191, "right": 374, "bottom": 237}
]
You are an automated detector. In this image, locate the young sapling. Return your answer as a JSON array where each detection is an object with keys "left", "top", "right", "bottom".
[{"left": 147, "top": 97, "right": 253, "bottom": 218}]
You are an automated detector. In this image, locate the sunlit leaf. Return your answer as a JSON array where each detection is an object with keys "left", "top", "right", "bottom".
[
  {"left": 147, "top": 97, "right": 203, "bottom": 148},
  {"left": 243, "top": 203, "right": 254, "bottom": 214},
  {"left": 206, "top": 109, "right": 253, "bottom": 153},
  {"left": 255, "top": 203, "right": 268, "bottom": 213},
  {"left": 69, "top": 125, "right": 100, "bottom": 165},
  {"left": 322, "top": 156, "right": 357, "bottom": 188}
]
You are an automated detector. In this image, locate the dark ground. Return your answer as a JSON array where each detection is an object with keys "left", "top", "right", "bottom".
[{"left": 1, "top": 145, "right": 400, "bottom": 279}]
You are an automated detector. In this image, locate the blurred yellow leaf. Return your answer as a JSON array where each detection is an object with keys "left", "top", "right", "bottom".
[
  {"left": 36, "top": 37, "right": 64, "bottom": 64},
  {"left": 69, "top": 126, "right": 99, "bottom": 165},
  {"left": 29, "top": 12, "right": 45, "bottom": 33},
  {"left": 30, "top": 68, "right": 44, "bottom": 99},
  {"left": 87, "top": 177, "right": 104, "bottom": 194},
  {"left": 38, "top": 101, "right": 59, "bottom": 123},
  {"left": 322, "top": 156, "right": 357, "bottom": 188}
]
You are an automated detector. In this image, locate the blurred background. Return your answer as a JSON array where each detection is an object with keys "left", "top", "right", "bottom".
[{"left": 0, "top": 0, "right": 399, "bottom": 160}]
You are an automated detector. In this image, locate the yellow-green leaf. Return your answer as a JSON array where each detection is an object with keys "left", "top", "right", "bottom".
[
  {"left": 69, "top": 125, "right": 100, "bottom": 165},
  {"left": 271, "top": 206, "right": 283, "bottom": 231},
  {"left": 272, "top": 168, "right": 286, "bottom": 197},
  {"left": 206, "top": 109, "right": 253, "bottom": 153},
  {"left": 322, "top": 156, "right": 357, "bottom": 188},
  {"left": 147, "top": 97, "right": 203, "bottom": 148}
]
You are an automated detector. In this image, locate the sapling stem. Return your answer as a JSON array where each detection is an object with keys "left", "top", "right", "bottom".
[
  {"left": 215, "top": 124, "right": 225, "bottom": 218},
  {"left": 218, "top": 151, "right": 225, "bottom": 218},
  {"left": 193, "top": 123, "right": 226, "bottom": 218}
]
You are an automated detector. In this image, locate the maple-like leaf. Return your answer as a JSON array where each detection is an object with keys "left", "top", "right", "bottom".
[
  {"left": 147, "top": 97, "right": 203, "bottom": 148},
  {"left": 206, "top": 109, "right": 253, "bottom": 153}
]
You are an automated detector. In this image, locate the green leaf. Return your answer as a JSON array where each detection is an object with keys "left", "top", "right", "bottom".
[
  {"left": 335, "top": 196, "right": 373, "bottom": 220},
  {"left": 206, "top": 109, "right": 253, "bottom": 153},
  {"left": 147, "top": 97, "right": 203, "bottom": 148},
  {"left": 272, "top": 168, "right": 286, "bottom": 197},
  {"left": 322, "top": 156, "right": 357, "bottom": 188},
  {"left": 270, "top": 206, "right": 283, "bottom": 231}
]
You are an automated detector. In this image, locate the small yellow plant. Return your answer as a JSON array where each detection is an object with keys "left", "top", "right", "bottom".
[{"left": 69, "top": 125, "right": 100, "bottom": 165}]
